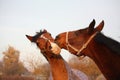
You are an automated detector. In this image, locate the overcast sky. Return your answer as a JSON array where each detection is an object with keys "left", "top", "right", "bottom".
[{"left": 0, "top": 0, "right": 120, "bottom": 61}]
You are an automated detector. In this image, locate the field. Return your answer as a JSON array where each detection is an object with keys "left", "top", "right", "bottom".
[{"left": 0, "top": 75, "right": 34, "bottom": 80}]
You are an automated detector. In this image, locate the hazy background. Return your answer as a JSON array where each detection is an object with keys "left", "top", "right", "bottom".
[{"left": 0, "top": 0, "right": 120, "bottom": 61}]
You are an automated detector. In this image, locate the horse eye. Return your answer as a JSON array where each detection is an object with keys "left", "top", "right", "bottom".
[
  {"left": 55, "top": 35, "right": 59, "bottom": 39},
  {"left": 49, "top": 46, "right": 52, "bottom": 49}
]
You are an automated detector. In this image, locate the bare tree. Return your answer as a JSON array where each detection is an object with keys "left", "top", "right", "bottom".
[
  {"left": 2, "top": 46, "right": 25, "bottom": 75},
  {"left": 68, "top": 55, "right": 101, "bottom": 80},
  {"left": 23, "top": 53, "right": 50, "bottom": 76},
  {"left": 0, "top": 61, "right": 3, "bottom": 75}
]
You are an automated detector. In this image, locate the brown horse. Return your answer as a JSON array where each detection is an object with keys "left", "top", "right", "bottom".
[
  {"left": 55, "top": 20, "right": 120, "bottom": 80},
  {"left": 26, "top": 30, "right": 88, "bottom": 80}
]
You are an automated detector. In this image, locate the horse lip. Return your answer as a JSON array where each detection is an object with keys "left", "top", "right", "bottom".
[{"left": 50, "top": 42, "right": 61, "bottom": 54}]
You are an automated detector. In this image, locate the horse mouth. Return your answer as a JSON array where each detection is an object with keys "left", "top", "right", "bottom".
[{"left": 50, "top": 42, "right": 61, "bottom": 55}]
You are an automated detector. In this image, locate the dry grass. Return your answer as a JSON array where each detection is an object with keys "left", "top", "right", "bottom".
[
  {"left": 0, "top": 75, "right": 34, "bottom": 80},
  {"left": 68, "top": 56, "right": 105, "bottom": 80},
  {"left": 1, "top": 46, "right": 106, "bottom": 80}
]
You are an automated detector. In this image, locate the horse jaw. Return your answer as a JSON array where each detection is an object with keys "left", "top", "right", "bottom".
[{"left": 50, "top": 42, "right": 61, "bottom": 55}]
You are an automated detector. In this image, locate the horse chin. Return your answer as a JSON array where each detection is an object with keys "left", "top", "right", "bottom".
[{"left": 50, "top": 42, "right": 61, "bottom": 55}]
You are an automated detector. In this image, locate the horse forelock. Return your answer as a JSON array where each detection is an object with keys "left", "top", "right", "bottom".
[{"left": 32, "top": 30, "right": 46, "bottom": 42}]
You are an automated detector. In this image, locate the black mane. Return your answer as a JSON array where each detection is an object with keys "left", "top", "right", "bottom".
[
  {"left": 95, "top": 33, "right": 120, "bottom": 54},
  {"left": 32, "top": 30, "right": 46, "bottom": 42}
]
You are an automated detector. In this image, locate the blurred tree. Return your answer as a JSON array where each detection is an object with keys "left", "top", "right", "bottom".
[
  {"left": 2, "top": 46, "right": 25, "bottom": 75},
  {"left": 23, "top": 54, "right": 50, "bottom": 76},
  {"left": 0, "top": 61, "right": 3, "bottom": 75}
]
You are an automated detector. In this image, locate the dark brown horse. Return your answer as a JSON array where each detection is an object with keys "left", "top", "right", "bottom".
[
  {"left": 55, "top": 20, "right": 120, "bottom": 80},
  {"left": 26, "top": 30, "right": 88, "bottom": 80}
]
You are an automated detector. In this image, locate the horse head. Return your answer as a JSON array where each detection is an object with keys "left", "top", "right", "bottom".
[
  {"left": 26, "top": 29, "right": 61, "bottom": 57},
  {"left": 55, "top": 19, "right": 104, "bottom": 56}
]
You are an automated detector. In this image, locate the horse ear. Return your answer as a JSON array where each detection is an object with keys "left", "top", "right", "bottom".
[
  {"left": 95, "top": 20, "right": 104, "bottom": 32},
  {"left": 88, "top": 19, "right": 96, "bottom": 33},
  {"left": 26, "top": 35, "right": 33, "bottom": 42}
]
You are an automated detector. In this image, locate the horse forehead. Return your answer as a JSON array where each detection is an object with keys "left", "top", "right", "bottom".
[{"left": 43, "top": 33, "right": 53, "bottom": 40}]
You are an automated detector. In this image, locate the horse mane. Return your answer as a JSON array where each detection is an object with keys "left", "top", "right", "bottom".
[
  {"left": 94, "top": 33, "right": 120, "bottom": 54},
  {"left": 32, "top": 30, "right": 46, "bottom": 42}
]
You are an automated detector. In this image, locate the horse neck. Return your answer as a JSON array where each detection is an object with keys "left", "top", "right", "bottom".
[
  {"left": 46, "top": 53, "right": 81, "bottom": 80},
  {"left": 46, "top": 54, "right": 69, "bottom": 80},
  {"left": 86, "top": 38, "right": 120, "bottom": 80}
]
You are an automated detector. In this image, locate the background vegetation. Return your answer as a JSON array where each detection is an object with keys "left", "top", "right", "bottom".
[{"left": 0, "top": 46, "right": 106, "bottom": 80}]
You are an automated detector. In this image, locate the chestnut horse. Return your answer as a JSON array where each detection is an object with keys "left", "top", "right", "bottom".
[
  {"left": 55, "top": 20, "right": 120, "bottom": 80},
  {"left": 26, "top": 30, "right": 88, "bottom": 80}
]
